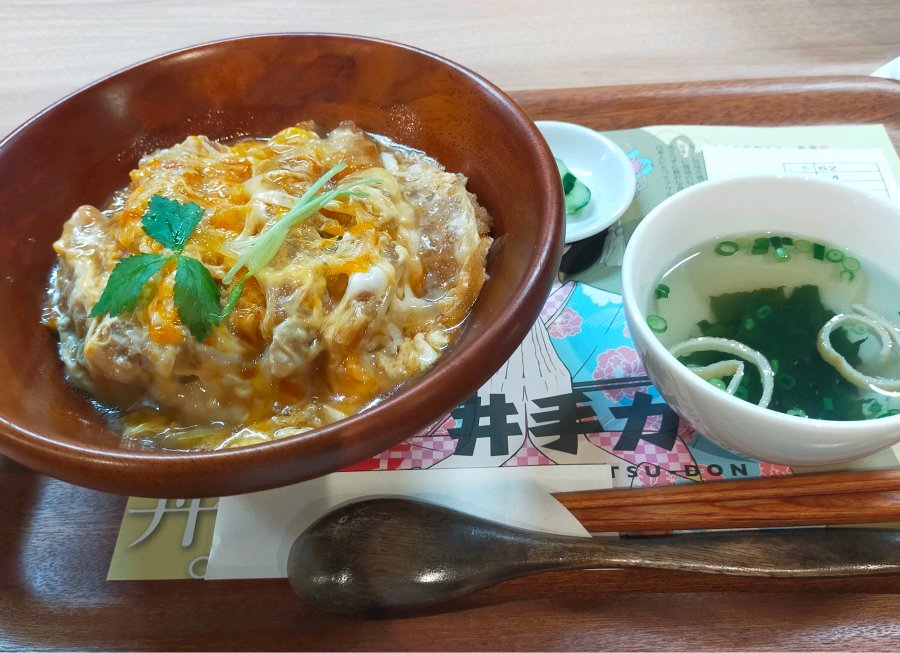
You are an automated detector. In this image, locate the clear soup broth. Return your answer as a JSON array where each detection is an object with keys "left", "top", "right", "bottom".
[{"left": 648, "top": 233, "right": 900, "bottom": 421}]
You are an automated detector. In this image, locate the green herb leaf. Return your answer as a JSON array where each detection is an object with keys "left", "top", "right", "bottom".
[
  {"left": 173, "top": 255, "right": 222, "bottom": 341},
  {"left": 89, "top": 253, "right": 171, "bottom": 318},
  {"left": 90, "top": 171, "right": 376, "bottom": 340},
  {"left": 90, "top": 194, "right": 221, "bottom": 341},
  {"left": 141, "top": 194, "right": 205, "bottom": 254}
]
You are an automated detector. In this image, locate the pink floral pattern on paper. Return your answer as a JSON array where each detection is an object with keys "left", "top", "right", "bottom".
[
  {"left": 677, "top": 421, "right": 697, "bottom": 444},
  {"left": 547, "top": 307, "right": 583, "bottom": 339},
  {"left": 340, "top": 280, "right": 798, "bottom": 487},
  {"left": 593, "top": 346, "right": 647, "bottom": 401},
  {"left": 540, "top": 281, "right": 575, "bottom": 323},
  {"left": 540, "top": 291, "right": 565, "bottom": 323},
  {"left": 633, "top": 463, "right": 682, "bottom": 488},
  {"left": 342, "top": 413, "right": 458, "bottom": 471},
  {"left": 759, "top": 461, "right": 793, "bottom": 477},
  {"left": 430, "top": 413, "right": 457, "bottom": 437}
]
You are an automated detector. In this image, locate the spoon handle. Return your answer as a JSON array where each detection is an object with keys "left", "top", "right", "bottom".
[{"left": 560, "top": 528, "right": 900, "bottom": 577}]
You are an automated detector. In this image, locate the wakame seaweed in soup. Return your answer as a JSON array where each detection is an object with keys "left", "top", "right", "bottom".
[{"left": 648, "top": 233, "right": 900, "bottom": 421}]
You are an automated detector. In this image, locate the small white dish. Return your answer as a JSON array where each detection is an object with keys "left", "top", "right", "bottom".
[
  {"left": 536, "top": 120, "right": 636, "bottom": 244},
  {"left": 621, "top": 175, "right": 900, "bottom": 466}
]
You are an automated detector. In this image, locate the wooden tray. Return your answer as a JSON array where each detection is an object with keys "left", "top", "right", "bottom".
[
  {"left": 515, "top": 75, "right": 900, "bottom": 149},
  {"left": 2, "top": 76, "right": 900, "bottom": 652},
  {"left": 513, "top": 75, "right": 900, "bottom": 535}
]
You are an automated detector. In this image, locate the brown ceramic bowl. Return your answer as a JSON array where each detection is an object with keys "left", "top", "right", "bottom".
[{"left": 0, "top": 34, "right": 563, "bottom": 497}]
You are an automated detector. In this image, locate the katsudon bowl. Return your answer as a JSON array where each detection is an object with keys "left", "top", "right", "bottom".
[{"left": 0, "top": 34, "right": 564, "bottom": 497}]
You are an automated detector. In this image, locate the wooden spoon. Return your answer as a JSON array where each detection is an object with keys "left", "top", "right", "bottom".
[{"left": 287, "top": 497, "right": 900, "bottom": 617}]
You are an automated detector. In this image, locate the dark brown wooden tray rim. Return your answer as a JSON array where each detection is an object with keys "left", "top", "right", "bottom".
[{"left": 511, "top": 75, "right": 900, "bottom": 149}]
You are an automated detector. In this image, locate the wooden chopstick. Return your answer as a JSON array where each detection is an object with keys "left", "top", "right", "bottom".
[{"left": 552, "top": 468, "right": 900, "bottom": 532}]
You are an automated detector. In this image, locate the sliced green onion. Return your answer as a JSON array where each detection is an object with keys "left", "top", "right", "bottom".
[
  {"left": 786, "top": 408, "right": 808, "bottom": 417},
  {"left": 222, "top": 162, "right": 379, "bottom": 290},
  {"left": 777, "top": 374, "right": 796, "bottom": 390},
  {"left": 655, "top": 283, "right": 670, "bottom": 299},
  {"left": 781, "top": 237, "right": 794, "bottom": 246},
  {"left": 714, "top": 241, "right": 739, "bottom": 256},
  {"left": 865, "top": 400, "right": 884, "bottom": 417},
  {"left": 794, "top": 239, "right": 812, "bottom": 253},
  {"left": 813, "top": 243, "right": 826, "bottom": 260},
  {"left": 842, "top": 257, "right": 860, "bottom": 272},
  {"left": 708, "top": 378, "right": 727, "bottom": 390},
  {"left": 750, "top": 237, "right": 769, "bottom": 255},
  {"left": 770, "top": 358, "right": 779, "bottom": 374},
  {"left": 647, "top": 314, "right": 668, "bottom": 333},
  {"left": 825, "top": 248, "right": 844, "bottom": 263},
  {"left": 823, "top": 397, "right": 833, "bottom": 411},
  {"left": 840, "top": 269, "right": 856, "bottom": 282},
  {"left": 743, "top": 317, "right": 755, "bottom": 331},
  {"left": 773, "top": 246, "right": 790, "bottom": 261},
  {"left": 755, "top": 305, "right": 772, "bottom": 319}
]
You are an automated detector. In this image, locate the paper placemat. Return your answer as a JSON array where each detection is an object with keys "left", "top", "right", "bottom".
[{"left": 108, "top": 121, "right": 900, "bottom": 581}]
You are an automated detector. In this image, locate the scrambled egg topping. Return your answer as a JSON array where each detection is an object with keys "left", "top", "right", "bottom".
[{"left": 44, "top": 123, "right": 491, "bottom": 449}]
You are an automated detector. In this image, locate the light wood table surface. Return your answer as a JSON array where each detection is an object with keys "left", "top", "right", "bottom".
[
  {"left": 1, "top": 1, "right": 900, "bottom": 651},
  {"left": 0, "top": 0, "right": 898, "bottom": 137}
]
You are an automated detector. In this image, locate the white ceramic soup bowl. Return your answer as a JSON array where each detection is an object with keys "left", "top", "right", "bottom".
[{"left": 622, "top": 175, "right": 900, "bottom": 466}]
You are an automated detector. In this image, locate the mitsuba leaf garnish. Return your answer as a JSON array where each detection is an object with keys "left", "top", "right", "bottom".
[
  {"left": 173, "top": 255, "right": 221, "bottom": 341},
  {"left": 89, "top": 253, "right": 169, "bottom": 317},
  {"left": 141, "top": 194, "right": 204, "bottom": 254},
  {"left": 89, "top": 195, "right": 221, "bottom": 340},
  {"left": 89, "top": 163, "right": 378, "bottom": 341}
]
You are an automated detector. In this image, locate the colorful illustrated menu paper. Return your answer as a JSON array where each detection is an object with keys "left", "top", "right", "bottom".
[
  {"left": 108, "top": 122, "right": 900, "bottom": 581},
  {"left": 575, "top": 123, "right": 900, "bottom": 293}
]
